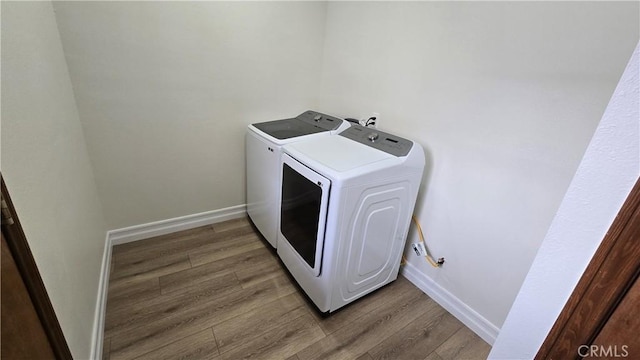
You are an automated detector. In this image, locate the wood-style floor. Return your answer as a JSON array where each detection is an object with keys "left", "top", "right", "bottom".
[{"left": 103, "top": 217, "right": 491, "bottom": 360}]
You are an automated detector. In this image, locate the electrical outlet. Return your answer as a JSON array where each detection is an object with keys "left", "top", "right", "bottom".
[{"left": 411, "top": 242, "right": 426, "bottom": 256}]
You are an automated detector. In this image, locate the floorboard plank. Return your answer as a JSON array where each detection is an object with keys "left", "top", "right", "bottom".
[
  {"left": 108, "top": 275, "right": 295, "bottom": 360},
  {"left": 160, "top": 247, "right": 274, "bottom": 294},
  {"left": 218, "top": 311, "right": 325, "bottom": 360},
  {"left": 434, "top": 326, "right": 492, "bottom": 360},
  {"left": 105, "top": 278, "right": 163, "bottom": 331},
  {"left": 107, "top": 277, "right": 161, "bottom": 307},
  {"left": 213, "top": 293, "right": 306, "bottom": 354},
  {"left": 188, "top": 233, "right": 264, "bottom": 267},
  {"left": 304, "top": 277, "right": 418, "bottom": 336},
  {"left": 110, "top": 252, "right": 192, "bottom": 285},
  {"left": 355, "top": 353, "right": 374, "bottom": 360},
  {"left": 212, "top": 217, "right": 252, "bottom": 233},
  {"left": 105, "top": 272, "right": 241, "bottom": 338},
  {"left": 295, "top": 282, "right": 435, "bottom": 360},
  {"left": 112, "top": 226, "right": 215, "bottom": 257},
  {"left": 234, "top": 256, "right": 282, "bottom": 289},
  {"left": 114, "top": 221, "right": 254, "bottom": 265},
  {"left": 131, "top": 328, "right": 219, "bottom": 360},
  {"left": 102, "top": 338, "right": 111, "bottom": 360},
  {"left": 424, "top": 352, "right": 445, "bottom": 360},
  {"left": 367, "top": 311, "right": 462, "bottom": 360}
]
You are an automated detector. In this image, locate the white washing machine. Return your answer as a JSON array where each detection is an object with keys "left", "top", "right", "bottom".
[
  {"left": 246, "top": 111, "right": 350, "bottom": 248},
  {"left": 278, "top": 124, "right": 425, "bottom": 312}
]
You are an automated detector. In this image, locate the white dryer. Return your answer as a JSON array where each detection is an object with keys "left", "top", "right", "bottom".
[
  {"left": 246, "top": 111, "right": 349, "bottom": 248},
  {"left": 278, "top": 124, "right": 425, "bottom": 312}
]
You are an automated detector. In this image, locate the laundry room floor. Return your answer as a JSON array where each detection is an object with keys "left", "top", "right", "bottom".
[{"left": 103, "top": 217, "right": 491, "bottom": 360}]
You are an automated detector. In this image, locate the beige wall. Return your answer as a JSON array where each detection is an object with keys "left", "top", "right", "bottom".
[
  {"left": 52, "top": 1, "right": 328, "bottom": 229},
  {"left": 318, "top": 1, "right": 639, "bottom": 335},
  {"left": 1, "top": 2, "right": 107, "bottom": 358}
]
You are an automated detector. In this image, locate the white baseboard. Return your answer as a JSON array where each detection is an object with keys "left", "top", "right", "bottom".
[
  {"left": 90, "top": 232, "right": 112, "bottom": 360},
  {"left": 108, "top": 204, "right": 247, "bottom": 245},
  {"left": 401, "top": 261, "right": 499, "bottom": 345},
  {"left": 90, "top": 204, "right": 247, "bottom": 359}
]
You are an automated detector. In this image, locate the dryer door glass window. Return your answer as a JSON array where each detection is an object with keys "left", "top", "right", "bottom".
[{"left": 280, "top": 155, "right": 330, "bottom": 276}]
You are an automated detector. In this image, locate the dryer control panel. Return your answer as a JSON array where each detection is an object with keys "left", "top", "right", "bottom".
[
  {"left": 297, "top": 111, "right": 344, "bottom": 131},
  {"left": 340, "top": 124, "right": 413, "bottom": 157}
]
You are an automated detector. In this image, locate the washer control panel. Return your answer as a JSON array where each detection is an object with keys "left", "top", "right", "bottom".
[
  {"left": 297, "top": 110, "right": 344, "bottom": 131},
  {"left": 340, "top": 124, "right": 413, "bottom": 157}
]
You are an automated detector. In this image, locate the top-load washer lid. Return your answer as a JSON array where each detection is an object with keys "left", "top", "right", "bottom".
[
  {"left": 251, "top": 110, "right": 344, "bottom": 140},
  {"left": 285, "top": 135, "right": 394, "bottom": 173},
  {"left": 251, "top": 118, "right": 324, "bottom": 140},
  {"left": 284, "top": 124, "right": 415, "bottom": 175}
]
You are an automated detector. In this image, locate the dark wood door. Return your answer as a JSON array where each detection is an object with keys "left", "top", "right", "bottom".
[
  {"left": 1, "top": 232, "right": 56, "bottom": 359},
  {"left": 536, "top": 178, "right": 640, "bottom": 359},
  {"left": 1, "top": 176, "right": 72, "bottom": 359},
  {"left": 586, "top": 274, "right": 640, "bottom": 359}
]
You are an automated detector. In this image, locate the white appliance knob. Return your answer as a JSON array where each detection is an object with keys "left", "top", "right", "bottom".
[
  {"left": 314, "top": 115, "right": 322, "bottom": 121},
  {"left": 367, "top": 132, "right": 379, "bottom": 142}
]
